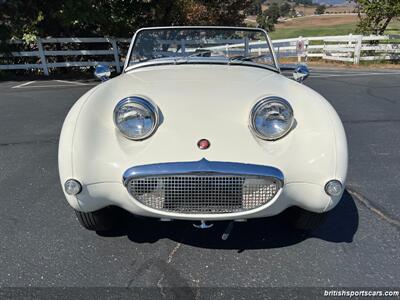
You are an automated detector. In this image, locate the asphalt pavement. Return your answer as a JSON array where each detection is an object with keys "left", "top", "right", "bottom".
[{"left": 0, "top": 69, "right": 399, "bottom": 298}]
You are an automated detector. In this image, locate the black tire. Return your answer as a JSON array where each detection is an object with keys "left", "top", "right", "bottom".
[
  {"left": 286, "top": 207, "right": 329, "bottom": 231},
  {"left": 75, "top": 207, "right": 119, "bottom": 231}
]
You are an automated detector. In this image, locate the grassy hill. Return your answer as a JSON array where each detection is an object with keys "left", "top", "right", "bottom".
[{"left": 268, "top": 15, "right": 400, "bottom": 39}]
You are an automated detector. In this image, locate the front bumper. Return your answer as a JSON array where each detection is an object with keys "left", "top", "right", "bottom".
[{"left": 70, "top": 159, "right": 342, "bottom": 220}]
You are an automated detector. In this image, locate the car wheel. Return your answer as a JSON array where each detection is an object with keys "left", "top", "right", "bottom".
[
  {"left": 75, "top": 207, "right": 119, "bottom": 231},
  {"left": 286, "top": 207, "right": 329, "bottom": 231}
]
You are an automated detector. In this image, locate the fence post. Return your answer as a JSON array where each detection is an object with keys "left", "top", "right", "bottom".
[
  {"left": 111, "top": 39, "right": 121, "bottom": 73},
  {"left": 353, "top": 35, "right": 363, "bottom": 65},
  {"left": 180, "top": 39, "right": 186, "bottom": 55},
  {"left": 348, "top": 33, "right": 353, "bottom": 60},
  {"left": 297, "top": 36, "right": 301, "bottom": 63},
  {"left": 37, "top": 39, "right": 49, "bottom": 76},
  {"left": 244, "top": 37, "right": 249, "bottom": 56},
  {"left": 348, "top": 33, "right": 352, "bottom": 46},
  {"left": 305, "top": 38, "right": 309, "bottom": 62},
  {"left": 322, "top": 38, "right": 327, "bottom": 60}
]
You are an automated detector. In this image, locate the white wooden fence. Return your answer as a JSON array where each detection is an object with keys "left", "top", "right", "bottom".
[
  {"left": 1, "top": 34, "right": 399, "bottom": 75},
  {"left": 0, "top": 37, "right": 130, "bottom": 75},
  {"left": 273, "top": 34, "right": 400, "bottom": 64}
]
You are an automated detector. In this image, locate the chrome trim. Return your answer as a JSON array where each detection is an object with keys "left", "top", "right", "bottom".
[
  {"left": 324, "top": 180, "right": 343, "bottom": 196},
  {"left": 193, "top": 220, "right": 214, "bottom": 229},
  {"left": 64, "top": 179, "right": 82, "bottom": 195},
  {"left": 123, "top": 26, "right": 279, "bottom": 72},
  {"left": 249, "top": 96, "right": 294, "bottom": 141},
  {"left": 94, "top": 64, "right": 111, "bottom": 82},
  {"left": 113, "top": 96, "right": 159, "bottom": 140},
  {"left": 124, "top": 59, "right": 279, "bottom": 73},
  {"left": 123, "top": 158, "right": 284, "bottom": 186}
]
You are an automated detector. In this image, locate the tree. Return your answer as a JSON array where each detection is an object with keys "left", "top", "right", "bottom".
[
  {"left": 280, "top": 2, "right": 292, "bottom": 17},
  {"left": 265, "top": 2, "right": 281, "bottom": 23},
  {"left": 315, "top": 4, "right": 326, "bottom": 15},
  {"left": 244, "top": 0, "right": 263, "bottom": 15},
  {"left": 0, "top": 0, "right": 155, "bottom": 39},
  {"left": 256, "top": 10, "right": 275, "bottom": 32},
  {"left": 0, "top": 0, "right": 253, "bottom": 45},
  {"left": 256, "top": 2, "right": 286, "bottom": 31},
  {"left": 192, "top": 0, "right": 252, "bottom": 26},
  {"left": 354, "top": 0, "right": 400, "bottom": 35},
  {"left": 294, "top": 0, "right": 312, "bottom": 5}
]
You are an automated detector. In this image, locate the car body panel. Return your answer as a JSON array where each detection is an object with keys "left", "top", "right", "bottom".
[{"left": 59, "top": 64, "right": 347, "bottom": 219}]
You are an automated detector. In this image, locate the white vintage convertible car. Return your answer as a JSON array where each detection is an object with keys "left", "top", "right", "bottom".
[{"left": 59, "top": 26, "right": 347, "bottom": 233}]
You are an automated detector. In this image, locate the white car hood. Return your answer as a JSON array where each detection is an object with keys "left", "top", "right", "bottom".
[{"left": 70, "top": 64, "right": 343, "bottom": 185}]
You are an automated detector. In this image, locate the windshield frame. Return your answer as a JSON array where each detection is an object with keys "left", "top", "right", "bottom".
[{"left": 123, "top": 26, "right": 280, "bottom": 73}]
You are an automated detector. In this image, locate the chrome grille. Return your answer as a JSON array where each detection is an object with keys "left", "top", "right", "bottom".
[{"left": 127, "top": 175, "right": 280, "bottom": 214}]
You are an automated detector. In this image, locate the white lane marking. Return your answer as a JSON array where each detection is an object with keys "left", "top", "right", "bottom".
[
  {"left": 11, "top": 81, "right": 35, "bottom": 89},
  {"left": 312, "top": 72, "right": 400, "bottom": 78},
  {"left": 312, "top": 68, "right": 400, "bottom": 73},
  {"left": 55, "top": 80, "right": 88, "bottom": 86},
  {"left": 12, "top": 83, "right": 97, "bottom": 89},
  {"left": 311, "top": 73, "right": 369, "bottom": 77}
]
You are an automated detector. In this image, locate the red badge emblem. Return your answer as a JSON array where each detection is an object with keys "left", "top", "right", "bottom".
[{"left": 197, "top": 139, "right": 210, "bottom": 150}]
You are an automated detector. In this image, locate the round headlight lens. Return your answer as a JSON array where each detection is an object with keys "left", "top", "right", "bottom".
[
  {"left": 250, "top": 97, "right": 294, "bottom": 140},
  {"left": 114, "top": 97, "right": 158, "bottom": 140}
]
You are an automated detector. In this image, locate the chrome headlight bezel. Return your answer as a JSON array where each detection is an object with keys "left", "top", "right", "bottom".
[
  {"left": 113, "top": 96, "right": 159, "bottom": 140},
  {"left": 250, "top": 97, "right": 294, "bottom": 141}
]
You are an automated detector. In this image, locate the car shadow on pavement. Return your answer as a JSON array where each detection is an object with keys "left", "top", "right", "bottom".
[{"left": 99, "top": 190, "right": 358, "bottom": 250}]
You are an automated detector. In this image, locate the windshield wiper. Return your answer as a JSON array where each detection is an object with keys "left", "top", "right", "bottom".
[
  {"left": 187, "top": 50, "right": 212, "bottom": 58},
  {"left": 227, "top": 54, "right": 279, "bottom": 73},
  {"left": 174, "top": 50, "right": 213, "bottom": 64},
  {"left": 228, "top": 54, "right": 267, "bottom": 64}
]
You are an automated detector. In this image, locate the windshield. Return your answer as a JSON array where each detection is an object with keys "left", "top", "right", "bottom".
[{"left": 125, "top": 27, "right": 278, "bottom": 71}]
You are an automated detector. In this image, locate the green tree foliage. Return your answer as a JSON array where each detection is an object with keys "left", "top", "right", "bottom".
[
  {"left": 354, "top": 0, "right": 400, "bottom": 35},
  {"left": 294, "top": 0, "right": 312, "bottom": 5},
  {"left": 0, "top": 0, "right": 252, "bottom": 43},
  {"left": 244, "top": 0, "right": 263, "bottom": 15},
  {"left": 0, "top": 0, "right": 155, "bottom": 41},
  {"left": 193, "top": 0, "right": 252, "bottom": 26},
  {"left": 256, "top": 2, "right": 294, "bottom": 31},
  {"left": 280, "top": 2, "right": 292, "bottom": 17},
  {"left": 265, "top": 2, "right": 281, "bottom": 23},
  {"left": 314, "top": 4, "right": 326, "bottom": 15},
  {"left": 256, "top": 10, "right": 275, "bottom": 32}
]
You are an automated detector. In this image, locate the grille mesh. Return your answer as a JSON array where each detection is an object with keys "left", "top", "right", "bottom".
[{"left": 127, "top": 175, "right": 280, "bottom": 214}]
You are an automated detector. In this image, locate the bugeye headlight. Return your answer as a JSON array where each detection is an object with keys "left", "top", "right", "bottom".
[
  {"left": 250, "top": 97, "right": 294, "bottom": 140},
  {"left": 113, "top": 96, "right": 159, "bottom": 140}
]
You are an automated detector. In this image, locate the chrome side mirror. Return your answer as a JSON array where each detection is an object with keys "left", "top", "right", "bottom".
[
  {"left": 293, "top": 64, "right": 309, "bottom": 83},
  {"left": 94, "top": 64, "right": 111, "bottom": 82}
]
